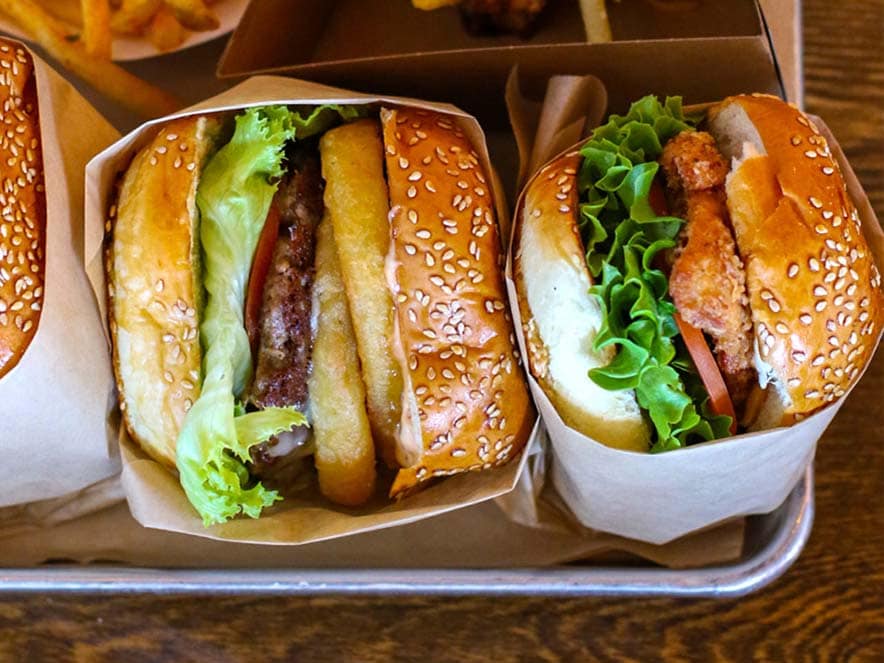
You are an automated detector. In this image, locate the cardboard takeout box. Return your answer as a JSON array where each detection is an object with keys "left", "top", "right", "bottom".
[{"left": 218, "top": 0, "right": 800, "bottom": 128}]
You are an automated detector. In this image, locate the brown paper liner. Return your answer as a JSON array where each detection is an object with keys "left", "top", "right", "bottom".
[
  {"left": 501, "top": 73, "right": 884, "bottom": 545},
  {"left": 84, "top": 75, "right": 537, "bottom": 545},
  {"left": 0, "top": 473, "right": 743, "bottom": 570},
  {"left": 0, "top": 39, "right": 120, "bottom": 513}
]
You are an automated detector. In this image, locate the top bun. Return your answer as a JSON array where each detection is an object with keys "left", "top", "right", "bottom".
[
  {"left": 382, "top": 107, "right": 536, "bottom": 495},
  {"left": 0, "top": 41, "right": 45, "bottom": 380},
  {"left": 709, "top": 94, "right": 883, "bottom": 426}
]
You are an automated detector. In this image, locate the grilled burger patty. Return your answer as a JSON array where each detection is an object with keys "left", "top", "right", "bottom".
[
  {"left": 247, "top": 141, "right": 324, "bottom": 471},
  {"left": 248, "top": 142, "right": 324, "bottom": 410}
]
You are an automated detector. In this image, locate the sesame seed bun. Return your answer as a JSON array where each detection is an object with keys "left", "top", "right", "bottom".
[
  {"left": 108, "top": 115, "right": 222, "bottom": 468},
  {"left": 708, "top": 93, "right": 883, "bottom": 426},
  {"left": 381, "top": 107, "right": 534, "bottom": 496},
  {"left": 0, "top": 41, "right": 44, "bottom": 380}
]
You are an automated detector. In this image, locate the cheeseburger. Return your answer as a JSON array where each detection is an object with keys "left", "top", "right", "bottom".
[
  {"left": 108, "top": 103, "right": 532, "bottom": 525},
  {"left": 514, "top": 94, "right": 883, "bottom": 452}
]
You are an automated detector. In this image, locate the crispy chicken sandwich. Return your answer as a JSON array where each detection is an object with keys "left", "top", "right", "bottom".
[
  {"left": 108, "top": 103, "right": 532, "bottom": 525},
  {"left": 513, "top": 94, "right": 883, "bottom": 452}
]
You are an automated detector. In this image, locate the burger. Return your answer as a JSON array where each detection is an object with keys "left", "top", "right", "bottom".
[
  {"left": 513, "top": 93, "right": 883, "bottom": 452},
  {"left": 0, "top": 39, "right": 44, "bottom": 380},
  {"left": 107, "top": 102, "right": 533, "bottom": 525}
]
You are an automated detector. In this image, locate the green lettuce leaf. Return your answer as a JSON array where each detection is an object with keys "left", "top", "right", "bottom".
[
  {"left": 290, "top": 104, "right": 367, "bottom": 139},
  {"left": 578, "top": 95, "right": 733, "bottom": 450},
  {"left": 175, "top": 106, "right": 304, "bottom": 526}
]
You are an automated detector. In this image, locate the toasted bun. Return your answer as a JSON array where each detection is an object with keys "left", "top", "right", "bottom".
[
  {"left": 0, "top": 41, "right": 44, "bottom": 379},
  {"left": 709, "top": 94, "right": 884, "bottom": 426},
  {"left": 381, "top": 107, "right": 534, "bottom": 496},
  {"left": 108, "top": 116, "right": 221, "bottom": 468},
  {"left": 512, "top": 151, "right": 649, "bottom": 451}
]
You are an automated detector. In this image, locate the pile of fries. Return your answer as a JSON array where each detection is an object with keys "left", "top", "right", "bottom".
[
  {"left": 0, "top": 0, "right": 226, "bottom": 117},
  {"left": 75, "top": 0, "right": 224, "bottom": 57}
]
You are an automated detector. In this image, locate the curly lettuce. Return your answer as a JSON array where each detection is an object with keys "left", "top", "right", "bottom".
[
  {"left": 175, "top": 104, "right": 361, "bottom": 526},
  {"left": 577, "top": 96, "right": 732, "bottom": 452}
]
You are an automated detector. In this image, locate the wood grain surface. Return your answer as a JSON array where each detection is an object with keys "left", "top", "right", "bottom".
[{"left": 2, "top": 1, "right": 883, "bottom": 660}]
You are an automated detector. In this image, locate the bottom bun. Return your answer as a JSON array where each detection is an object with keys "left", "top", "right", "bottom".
[{"left": 513, "top": 151, "right": 649, "bottom": 451}]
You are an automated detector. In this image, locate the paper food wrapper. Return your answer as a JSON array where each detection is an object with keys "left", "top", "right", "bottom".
[
  {"left": 0, "top": 39, "right": 121, "bottom": 511},
  {"left": 0, "top": 470, "right": 744, "bottom": 570},
  {"left": 502, "top": 74, "right": 884, "bottom": 545},
  {"left": 84, "top": 75, "right": 536, "bottom": 545}
]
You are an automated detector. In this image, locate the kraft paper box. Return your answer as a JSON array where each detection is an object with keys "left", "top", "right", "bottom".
[
  {"left": 83, "top": 74, "right": 538, "bottom": 545},
  {"left": 503, "top": 75, "right": 884, "bottom": 545},
  {"left": 217, "top": 0, "right": 799, "bottom": 128},
  {"left": 0, "top": 39, "right": 120, "bottom": 513}
]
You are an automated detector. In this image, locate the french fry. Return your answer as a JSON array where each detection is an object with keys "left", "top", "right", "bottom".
[
  {"left": 319, "top": 120, "right": 403, "bottom": 469},
  {"left": 2, "top": 0, "right": 181, "bottom": 117},
  {"left": 32, "top": 0, "right": 83, "bottom": 26},
  {"left": 145, "top": 4, "right": 186, "bottom": 52},
  {"left": 411, "top": 0, "right": 460, "bottom": 8},
  {"left": 81, "top": 0, "right": 112, "bottom": 59},
  {"left": 578, "top": 0, "right": 613, "bottom": 43},
  {"left": 163, "top": 0, "right": 219, "bottom": 31},
  {"left": 308, "top": 214, "right": 377, "bottom": 507},
  {"left": 109, "top": 0, "right": 162, "bottom": 36}
]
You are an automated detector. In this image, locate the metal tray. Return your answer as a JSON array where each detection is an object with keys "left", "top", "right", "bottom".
[{"left": 0, "top": 466, "right": 812, "bottom": 597}]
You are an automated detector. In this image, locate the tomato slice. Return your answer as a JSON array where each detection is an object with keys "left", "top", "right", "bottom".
[
  {"left": 649, "top": 178, "right": 669, "bottom": 217},
  {"left": 674, "top": 313, "right": 738, "bottom": 434},
  {"left": 244, "top": 201, "right": 281, "bottom": 357}
]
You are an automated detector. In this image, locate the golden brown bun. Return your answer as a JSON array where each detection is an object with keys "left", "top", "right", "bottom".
[
  {"left": 0, "top": 41, "right": 44, "bottom": 379},
  {"left": 512, "top": 151, "right": 649, "bottom": 451},
  {"left": 381, "top": 107, "right": 534, "bottom": 496},
  {"left": 108, "top": 115, "right": 221, "bottom": 468},
  {"left": 709, "top": 94, "right": 884, "bottom": 426}
]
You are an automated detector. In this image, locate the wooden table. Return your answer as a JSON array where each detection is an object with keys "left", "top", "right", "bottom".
[{"left": 2, "top": 1, "right": 883, "bottom": 659}]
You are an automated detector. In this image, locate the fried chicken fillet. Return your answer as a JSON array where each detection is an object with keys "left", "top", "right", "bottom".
[{"left": 661, "top": 131, "right": 757, "bottom": 413}]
